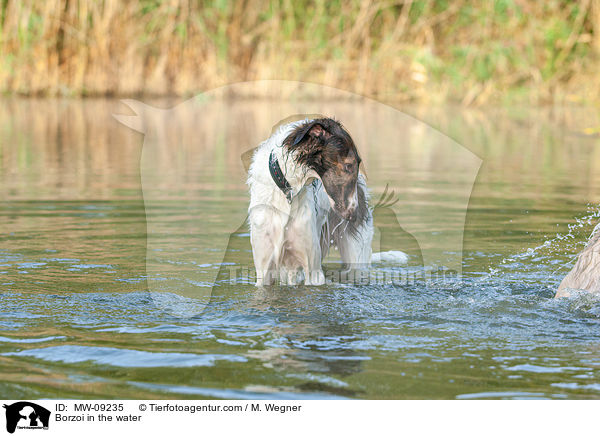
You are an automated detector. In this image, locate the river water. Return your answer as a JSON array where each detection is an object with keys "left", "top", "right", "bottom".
[{"left": 1, "top": 97, "right": 600, "bottom": 399}]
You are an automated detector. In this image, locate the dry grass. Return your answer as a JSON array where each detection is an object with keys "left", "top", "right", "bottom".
[{"left": 1, "top": 0, "right": 599, "bottom": 104}]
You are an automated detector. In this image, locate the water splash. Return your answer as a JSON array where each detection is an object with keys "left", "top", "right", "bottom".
[{"left": 480, "top": 205, "right": 600, "bottom": 286}]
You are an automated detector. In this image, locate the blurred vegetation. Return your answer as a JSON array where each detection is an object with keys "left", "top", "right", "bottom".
[{"left": 1, "top": 0, "right": 599, "bottom": 104}]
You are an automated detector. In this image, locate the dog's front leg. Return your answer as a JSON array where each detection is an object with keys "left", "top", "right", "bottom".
[
  {"left": 298, "top": 232, "right": 325, "bottom": 286},
  {"left": 305, "top": 255, "right": 325, "bottom": 285},
  {"left": 338, "top": 215, "right": 374, "bottom": 273},
  {"left": 283, "top": 223, "right": 324, "bottom": 285},
  {"left": 251, "top": 232, "right": 276, "bottom": 287},
  {"left": 249, "top": 205, "right": 285, "bottom": 287}
]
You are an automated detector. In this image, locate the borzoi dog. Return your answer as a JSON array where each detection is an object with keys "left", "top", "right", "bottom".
[
  {"left": 247, "top": 117, "right": 373, "bottom": 286},
  {"left": 556, "top": 224, "right": 600, "bottom": 297}
]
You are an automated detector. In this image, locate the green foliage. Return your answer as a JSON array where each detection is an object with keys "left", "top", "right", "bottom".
[{"left": 0, "top": 0, "right": 597, "bottom": 103}]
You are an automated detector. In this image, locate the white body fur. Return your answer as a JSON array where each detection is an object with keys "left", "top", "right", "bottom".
[{"left": 247, "top": 120, "right": 373, "bottom": 286}]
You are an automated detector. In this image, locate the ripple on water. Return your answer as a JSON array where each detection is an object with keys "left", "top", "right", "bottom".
[
  {"left": 3, "top": 345, "right": 248, "bottom": 368},
  {"left": 504, "top": 364, "right": 589, "bottom": 373},
  {"left": 551, "top": 383, "right": 600, "bottom": 392},
  {"left": 0, "top": 336, "right": 66, "bottom": 343},
  {"left": 128, "top": 381, "right": 349, "bottom": 400},
  {"left": 456, "top": 391, "right": 565, "bottom": 400}
]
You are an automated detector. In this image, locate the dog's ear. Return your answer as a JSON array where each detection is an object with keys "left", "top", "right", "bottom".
[
  {"left": 270, "top": 113, "right": 325, "bottom": 136},
  {"left": 292, "top": 121, "right": 331, "bottom": 146}
]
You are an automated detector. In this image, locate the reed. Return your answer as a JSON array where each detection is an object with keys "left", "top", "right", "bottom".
[{"left": 0, "top": 0, "right": 598, "bottom": 104}]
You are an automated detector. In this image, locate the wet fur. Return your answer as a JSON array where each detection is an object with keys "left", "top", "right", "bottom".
[
  {"left": 284, "top": 119, "right": 369, "bottom": 238},
  {"left": 247, "top": 118, "right": 373, "bottom": 286},
  {"left": 556, "top": 225, "right": 600, "bottom": 297}
]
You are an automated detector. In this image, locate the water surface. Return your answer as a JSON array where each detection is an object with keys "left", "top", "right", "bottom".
[{"left": 1, "top": 99, "right": 600, "bottom": 399}]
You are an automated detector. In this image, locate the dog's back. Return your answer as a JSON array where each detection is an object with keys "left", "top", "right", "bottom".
[{"left": 556, "top": 227, "right": 600, "bottom": 297}]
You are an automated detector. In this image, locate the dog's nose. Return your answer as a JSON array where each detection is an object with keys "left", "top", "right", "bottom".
[{"left": 343, "top": 187, "right": 359, "bottom": 221}]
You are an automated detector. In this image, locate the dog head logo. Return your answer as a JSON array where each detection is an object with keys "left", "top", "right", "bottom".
[
  {"left": 114, "top": 81, "right": 481, "bottom": 315},
  {"left": 3, "top": 402, "right": 50, "bottom": 433}
]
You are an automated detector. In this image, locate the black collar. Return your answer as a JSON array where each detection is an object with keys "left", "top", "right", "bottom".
[{"left": 269, "top": 150, "right": 293, "bottom": 204}]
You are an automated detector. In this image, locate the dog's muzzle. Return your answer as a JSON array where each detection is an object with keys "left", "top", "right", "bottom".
[{"left": 331, "top": 188, "right": 358, "bottom": 221}]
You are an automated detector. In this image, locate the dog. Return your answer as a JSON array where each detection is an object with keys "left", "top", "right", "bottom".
[
  {"left": 247, "top": 117, "right": 373, "bottom": 286},
  {"left": 556, "top": 224, "right": 600, "bottom": 297}
]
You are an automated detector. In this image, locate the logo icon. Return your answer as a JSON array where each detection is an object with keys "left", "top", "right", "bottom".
[{"left": 3, "top": 402, "right": 50, "bottom": 434}]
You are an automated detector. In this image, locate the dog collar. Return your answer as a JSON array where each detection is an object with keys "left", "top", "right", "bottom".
[{"left": 269, "top": 150, "right": 293, "bottom": 204}]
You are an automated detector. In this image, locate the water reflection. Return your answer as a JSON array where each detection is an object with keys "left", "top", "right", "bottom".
[{"left": 2, "top": 96, "right": 600, "bottom": 399}]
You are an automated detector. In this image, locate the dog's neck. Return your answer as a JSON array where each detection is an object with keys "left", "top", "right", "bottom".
[
  {"left": 270, "top": 146, "right": 318, "bottom": 202},
  {"left": 268, "top": 150, "right": 293, "bottom": 203}
]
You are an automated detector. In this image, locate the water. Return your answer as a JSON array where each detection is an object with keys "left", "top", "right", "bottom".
[{"left": 2, "top": 98, "right": 600, "bottom": 399}]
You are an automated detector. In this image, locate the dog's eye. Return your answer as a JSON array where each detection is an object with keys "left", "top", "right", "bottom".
[{"left": 343, "top": 164, "right": 353, "bottom": 173}]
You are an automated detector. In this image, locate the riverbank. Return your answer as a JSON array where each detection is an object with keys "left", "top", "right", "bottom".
[{"left": 2, "top": 0, "right": 600, "bottom": 105}]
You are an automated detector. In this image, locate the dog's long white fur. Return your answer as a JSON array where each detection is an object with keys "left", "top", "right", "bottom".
[{"left": 247, "top": 120, "right": 373, "bottom": 286}]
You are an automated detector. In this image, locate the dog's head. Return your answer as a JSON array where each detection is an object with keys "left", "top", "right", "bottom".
[{"left": 284, "top": 118, "right": 362, "bottom": 221}]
